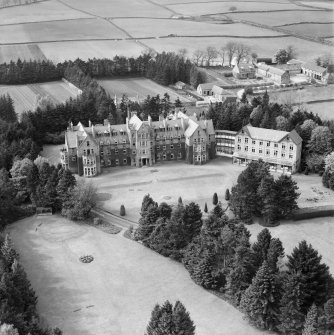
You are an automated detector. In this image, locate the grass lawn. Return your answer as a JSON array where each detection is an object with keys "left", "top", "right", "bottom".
[
  {"left": 7, "top": 215, "right": 270, "bottom": 335},
  {"left": 306, "top": 101, "right": 334, "bottom": 120},
  {"left": 97, "top": 77, "right": 192, "bottom": 103},
  {"left": 279, "top": 22, "right": 334, "bottom": 38}
]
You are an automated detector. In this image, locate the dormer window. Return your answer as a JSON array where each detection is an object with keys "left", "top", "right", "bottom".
[{"left": 87, "top": 141, "right": 90, "bottom": 147}]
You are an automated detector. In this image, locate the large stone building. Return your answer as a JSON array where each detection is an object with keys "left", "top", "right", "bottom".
[
  {"left": 232, "top": 63, "right": 256, "bottom": 79},
  {"left": 232, "top": 124, "right": 302, "bottom": 174},
  {"left": 301, "top": 62, "right": 334, "bottom": 84},
  {"left": 256, "top": 63, "right": 290, "bottom": 85},
  {"left": 60, "top": 112, "right": 216, "bottom": 177}
]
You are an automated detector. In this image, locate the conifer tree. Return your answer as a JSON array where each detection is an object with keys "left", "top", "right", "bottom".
[
  {"left": 267, "top": 238, "right": 284, "bottom": 272},
  {"left": 120, "top": 205, "right": 126, "bottom": 216},
  {"left": 178, "top": 196, "right": 183, "bottom": 205},
  {"left": 212, "top": 192, "right": 218, "bottom": 205},
  {"left": 225, "top": 188, "right": 230, "bottom": 201},
  {"left": 0, "top": 235, "right": 18, "bottom": 268},
  {"left": 302, "top": 304, "right": 318, "bottom": 335},
  {"left": 240, "top": 261, "right": 280, "bottom": 330},
  {"left": 212, "top": 202, "right": 223, "bottom": 218},
  {"left": 287, "top": 241, "right": 333, "bottom": 313},
  {"left": 257, "top": 175, "right": 277, "bottom": 225},
  {"left": 278, "top": 273, "right": 305, "bottom": 335},
  {"left": 204, "top": 202, "right": 208, "bottom": 213},
  {"left": 173, "top": 301, "right": 196, "bottom": 335},
  {"left": 252, "top": 228, "right": 272, "bottom": 272},
  {"left": 318, "top": 298, "right": 334, "bottom": 334}
]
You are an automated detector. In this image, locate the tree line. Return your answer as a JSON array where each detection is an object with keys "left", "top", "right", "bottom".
[
  {"left": 134, "top": 189, "right": 333, "bottom": 334},
  {"left": 0, "top": 233, "right": 62, "bottom": 334}
]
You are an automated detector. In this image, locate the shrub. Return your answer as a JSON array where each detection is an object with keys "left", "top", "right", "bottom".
[
  {"left": 93, "top": 217, "right": 102, "bottom": 225},
  {"left": 120, "top": 204, "right": 126, "bottom": 216},
  {"left": 223, "top": 72, "right": 233, "bottom": 77}
]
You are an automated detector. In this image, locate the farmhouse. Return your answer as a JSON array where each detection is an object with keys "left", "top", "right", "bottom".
[
  {"left": 60, "top": 111, "right": 216, "bottom": 177},
  {"left": 197, "top": 83, "right": 214, "bottom": 96},
  {"left": 256, "top": 63, "right": 290, "bottom": 85},
  {"left": 276, "top": 63, "right": 303, "bottom": 75},
  {"left": 232, "top": 63, "right": 256, "bottom": 79},
  {"left": 233, "top": 124, "right": 302, "bottom": 174},
  {"left": 301, "top": 62, "right": 334, "bottom": 84}
]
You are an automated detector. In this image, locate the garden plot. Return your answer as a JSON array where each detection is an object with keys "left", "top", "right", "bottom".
[
  {"left": 63, "top": 0, "right": 173, "bottom": 18},
  {"left": 113, "top": 19, "right": 285, "bottom": 38},
  {"left": 227, "top": 10, "right": 333, "bottom": 26},
  {"left": 167, "top": 1, "right": 315, "bottom": 16},
  {"left": 0, "top": 81, "right": 79, "bottom": 117},
  {"left": 0, "top": 0, "right": 92, "bottom": 25},
  {"left": 0, "top": 44, "right": 46, "bottom": 63},
  {"left": 278, "top": 22, "right": 334, "bottom": 38},
  {"left": 38, "top": 40, "right": 145, "bottom": 64},
  {"left": 0, "top": 18, "right": 127, "bottom": 44},
  {"left": 98, "top": 78, "right": 192, "bottom": 103}
]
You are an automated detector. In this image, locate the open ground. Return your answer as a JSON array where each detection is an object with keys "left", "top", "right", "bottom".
[
  {"left": 0, "top": 81, "right": 80, "bottom": 117},
  {"left": 7, "top": 215, "right": 272, "bottom": 335},
  {"left": 98, "top": 77, "right": 193, "bottom": 103}
]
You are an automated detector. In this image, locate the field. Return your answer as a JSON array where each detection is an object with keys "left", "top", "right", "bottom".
[
  {"left": 300, "top": 1, "right": 334, "bottom": 9},
  {"left": 167, "top": 1, "right": 312, "bottom": 16},
  {"left": 306, "top": 101, "right": 334, "bottom": 120},
  {"left": 7, "top": 215, "right": 270, "bottom": 335},
  {"left": 98, "top": 77, "right": 193, "bottom": 103},
  {"left": 0, "top": 44, "right": 46, "bottom": 64},
  {"left": 277, "top": 22, "right": 334, "bottom": 37},
  {"left": 0, "top": 81, "right": 80, "bottom": 116},
  {"left": 227, "top": 10, "right": 334, "bottom": 26},
  {"left": 113, "top": 19, "right": 285, "bottom": 38}
]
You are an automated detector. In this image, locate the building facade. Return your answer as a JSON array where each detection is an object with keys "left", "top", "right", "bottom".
[
  {"left": 301, "top": 63, "right": 334, "bottom": 84},
  {"left": 215, "top": 130, "right": 237, "bottom": 157},
  {"left": 60, "top": 112, "right": 216, "bottom": 177},
  {"left": 232, "top": 125, "right": 302, "bottom": 174},
  {"left": 256, "top": 63, "right": 290, "bottom": 84},
  {"left": 232, "top": 63, "right": 256, "bottom": 79}
]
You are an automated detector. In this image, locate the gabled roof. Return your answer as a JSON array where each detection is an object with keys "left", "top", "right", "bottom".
[
  {"left": 184, "top": 119, "right": 198, "bottom": 137},
  {"left": 302, "top": 62, "right": 327, "bottom": 73},
  {"left": 175, "top": 81, "right": 185, "bottom": 86},
  {"left": 257, "top": 63, "right": 288, "bottom": 76},
  {"left": 199, "top": 119, "right": 215, "bottom": 135},
  {"left": 128, "top": 114, "right": 142, "bottom": 131},
  {"left": 239, "top": 124, "right": 302, "bottom": 144},
  {"left": 233, "top": 63, "right": 255, "bottom": 73},
  {"left": 197, "top": 83, "right": 215, "bottom": 90},
  {"left": 65, "top": 131, "right": 77, "bottom": 149},
  {"left": 287, "top": 59, "right": 305, "bottom": 65}
]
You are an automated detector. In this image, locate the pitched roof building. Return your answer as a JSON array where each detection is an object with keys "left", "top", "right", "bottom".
[
  {"left": 232, "top": 63, "right": 256, "bottom": 79},
  {"left": 60, "top": 111, "right": 216, "bottom": 177},
  {"left": 301, "top": 62, "right": 334, "bottom": 83},
  {"left": 256, "top": 63, "right": 290, "bottom": 85},
  {"left": 232, "top": 124, "right": 302, "bottom": 173}
]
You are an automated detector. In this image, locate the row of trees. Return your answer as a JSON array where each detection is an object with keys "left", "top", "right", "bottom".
[
  {"left": 135, "top": 193, "right": 334, "bottom": 334},
  {"left": 230, "top": 160, "right": 300, "bottom": 225},
  {"left": 0, "top": 233, "right": 62, "bottom": 334}
]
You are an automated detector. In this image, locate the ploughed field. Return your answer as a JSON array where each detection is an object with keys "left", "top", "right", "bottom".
[
  {"left": 0, "top": 81, "right": 80, "bottom": 117},
  {"left": 0, "top": 0, "right": 333, "bottom": 63},
  {"left": 7, "top": 215, "right": 270, "bottom": 335}
]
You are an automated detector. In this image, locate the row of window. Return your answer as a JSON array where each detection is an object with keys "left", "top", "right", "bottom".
[
  {"left": 194, "top": 145, "right": 206, "bottom": 152},
  {"left": 238, "top": 137, "right": 294, "bottom": 150},
  {"left": 194, "top": 155, "right": 206, "bottom": 162},
  {"left": 156, "top": 144, "right": 182, "bottom": 150},
  {"left": 101, "top": 159, "right": 128, "bottom": 166},
  {"left": 84, "top": 167, "right": 96, "bottom": 176},
  {"left": 157, "top": 152, "right": 182, "bottom": 160},
  {"left": 237, "top": 145, "right": 294, "bottom": 159}
]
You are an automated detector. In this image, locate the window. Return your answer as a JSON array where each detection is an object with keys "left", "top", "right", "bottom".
[
  {"left": 115, "top": 149, "right": 118, "bottom": 154},
  {"left": 157, "top": 146, "right": 160, "bottom": 150},
  {"left": 202, "top": 155, "right": 206, "bottom": 161},
  {"left": 123, "top": 139, "right": 126, "bottom": 144},
  {"left": 163, "top": 145, "right": 166, "bottom": 150},
  {"left": 266, "top": 150, "right": 270, "bottom": 156},
  {"left": 123, "top": 149, "right": 127, "bottom": 154},
  {"left": 252, "top": 148, "right": 255, "bottom": 153},
  {"left": 178, "top": 152, "right": 182, "bottom": 158},
  {"left": 245, "top": 137, "right": 249, "bottom": 143},
  {"left": 108, "top": 159, "right": 111, "bottom": 166},
  {"left": 252, "top": 140, "right": 256, "bottom": 145},
  {"left": 72, "top": 156, "right": 76, "bottom": 161},
  {"left": 132, "top": 150, "right": 136, "bottom": 155},
  {"left": 267, "top": 142, "right": 270, "bottom": 147},
  {"left": 116, "top": 159, "right": 119, "bottom": 165},
  {"left": 170, "top": 145, "right": 174, "bottom": 149},
  {"left": 237, "top": 145, "right": 241, "bottom": 151},
  {"left": 86, "top": 141, "right": 90, "bottom": 147},
  {"left": 245, "top": 146, "right": 248, "bottom": 152},
  {"left": 171, "top": 154, "right": 174, "bottom": 159},
  {"left": 259, "top": 149, "right": 263, "bottom": 154},
  {"left": 123, "top": 159, "right": 127, "bottom": 164},
  {"left": 83, "top": 149, "right": 86, "bottom": 155},
  {"left": 157, "top": 154, "right": 161, "bottom": 160},
  {"left": 194, "top": 138, "right": 197, "bottom": 143},
  {"left": 238, "top": 137, "right": 241, "bottom": 143},
  {"left": 289, "top": 145, "right": 294, "bottom": 151},
  {"left": 115, "top": 141, "right": 118, "bottom": 145},
  {"left": 201, "top": 138, "right": 204, "bottom": 143},
  {"left": 178, "top": 143, "right": 181, "bottom": 148},
  {"left": 259, "top": 141, "right": 263, "bottom": 146},
  {"left": 274, "top": 143, "right": 278, "bottom": 148},
  {"left": 274, "top": 150, "right": 278, "bottom": 156},
  {"left": 282, "top": 144, "right": 286, "bottom": 150},
  {"left": 289, "top": 154, "right": 293, "bottom": 159},
  {"left": 91, "top": 149, "right": 94, "bottom": 154},
  {"left": 281, "top": 153, "right": 285, "bottom": 158},
  {"left": 163, "top": 154, "right": 166, "bottom": 160}
]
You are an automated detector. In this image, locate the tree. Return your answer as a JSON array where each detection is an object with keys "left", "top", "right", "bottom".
[
  {"left": 302, "top": 304, "right": 318, "bottom": 335},
  {"left": 0, "top": 324, "right": 19, "bottom": 335},
  {"left": 275, "top": 116, "right": 289, "bottom": 131},
  {"left": 120, "top": 205, "right": 125, "bottom": 216},
  {"left": 182, "top": 202, "right": 203, "bottom": 242},
  {"left": 267, "top": 238, "right": 284, "bottom": 272},
  {"left": 204, "top": 202, "right": 208, "bottom": 213},
  {"left": 178, "top": 196, "right": 183, "bottom": 205},
  {"left": 240, "top": 91, "right": 248, "bottom": 104},
  {"left": 287, "top": 241, "right": 333, "bottom": 314},
  {"left": 174, "top": 97, "right": 183, "bottom": 108},
  {"left": 275, "top": 49, "right": 290, "bottom": 64},
  {"left": 61, "top": 181, "right": 97, "bottom": 220},
  {"left": 225, "top": 41, "right": 237, "bottom": 67},
  {"left": 318, "top": 298, "right": 334, "bottom": 334},
  {"left": 278, "top": 273, "right": 306, "bottom": 335},
  {"left": 1, "top": 234, "right": 18, "bottom": 268},
  {"left": 235, "top": 43, "right": 251, "bottom": 64},
  {"left": 240, "top": 261, "right": 280, "bottom": 330},
  {"left": 157, "top": 202, "right": 172, "bottom": 220},
  {"left": 252, "top": 228, "right": 272, "bottom": 271},
  {"left": 204, "top": 46, "right": 218, "bottom": 66},
  {"left": 189, "top": 66, "right": 206, "bottom": 88},
  {"left": 146, "top": 300, "right": 195, "bottom": 335},
  {"left": 305, "top": 153, "right": 324, "bottom": 173},
  {"left": 325, "top": 152, "right": 334, "bottom": 172},
  {"left": 192, "top": 49, "right": 205, "bottom": 66},
  {"left": 9, "top": 158, "right": 33, "bottom": 178},
  {"left": 212, "top": 192, "right": 218, "bottom": 205},
  {"left": 224, "top": 189, "right": 230, "bottom": 201},
  {"left": 56, "top": 169, "right": 76, "bottom": 205},
  {"left": 250, "top": 105, "right": 263, "bottom": 127},
  {"left": 308, "top": 126, "right": 333, "bottom": 155}
]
